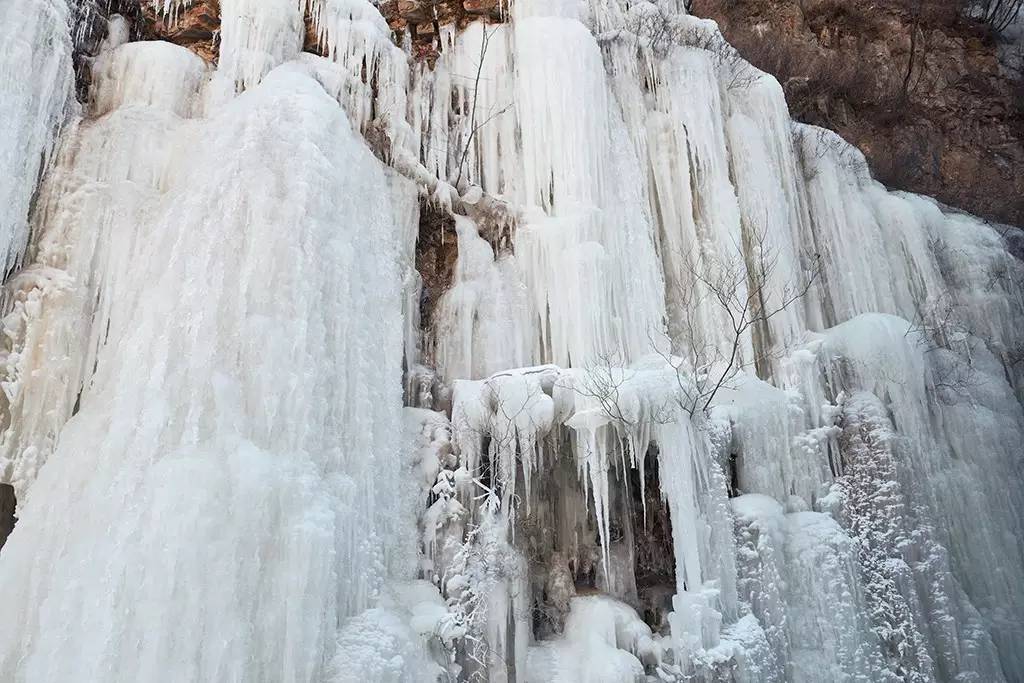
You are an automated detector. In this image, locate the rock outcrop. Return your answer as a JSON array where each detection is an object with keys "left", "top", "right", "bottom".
[
  {"left": 381, "top": 0, "right": 507, "bottom": 63},
  {"left": 695, "top": 0, "right": 1024, "bottom": 226},
  {"left": 84, "top": 1, "right": 1022, "bottom": 225},
  {"left": 0, "top": 485, "right": 14, "bottom": 552},
  {"left": 131, "top": 0, "right": 506, "bottom": 65},
  {"left": 139, "top": 0, "right": 220, "bottom": 62}
]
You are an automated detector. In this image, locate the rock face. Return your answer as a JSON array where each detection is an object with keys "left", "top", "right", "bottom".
[
  {"left": 0, "top": 485, "right": 14, "bottom": 552},
  {"left": 139, "top": 0, "right": 220, "bottom": 62},
  {"left": 695, "top": 0, "right": 1024, "bottom": 226},
  {"left": 132, "top": 0, "right": 506, "bottom": 65},
  {"left": 379, "top": 1, "right": 505, "bottom": 37},
  {"left": 111, "top": 0, "right": 1022, "bottom": 225}
]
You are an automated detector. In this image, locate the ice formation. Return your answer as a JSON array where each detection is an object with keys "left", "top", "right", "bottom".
[
  {"left": 0, "top": 0, "right": 75, "bottom": 273},
  {"left": 0, "top": 0, "right": 1022, "bottom": 681}
]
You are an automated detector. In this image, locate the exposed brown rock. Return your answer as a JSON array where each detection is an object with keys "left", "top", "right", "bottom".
[
  {"left": 695, "top": 0, "right": 1024, "bottom": 226},
  {"left": 382, "top": 0, "right": 507, "bottom": 65},
  {"left": 0, "top": 484, "right": 15, "bottom": 553},
  {"left": 128, "top": 0, "right": 506, "bottom": 67},
  {"left": 139, "top": 0, "right": 221, "bottom": 62},
  {"left": 381, "top": 0, "right": 505, "bottom": 32},
  {"left": 416, "top": 198, "right": 459, "bottom": 341}
]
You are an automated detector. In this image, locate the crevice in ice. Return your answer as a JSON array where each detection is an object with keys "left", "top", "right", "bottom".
[
  {"left": 72, "top": 2, "right": 156, "bottom": 99},
  {"left": 627, "top": 447, "right": 677, "bottom": 632}
]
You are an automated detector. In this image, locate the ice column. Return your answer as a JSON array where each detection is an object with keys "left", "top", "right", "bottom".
[
  {"left": 0, "top": 62, "right": 405, "bottom": 683},
  {"left": 0, "top": 0, "right": 75, "bottom": 273}
]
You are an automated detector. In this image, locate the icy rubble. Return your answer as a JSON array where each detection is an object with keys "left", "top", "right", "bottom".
[
  {"left": 525, "top": 595, "right": 660, "bottom": 682},
  {"left": 0, "top": 0, "right": 1023, "bottom": 681}
]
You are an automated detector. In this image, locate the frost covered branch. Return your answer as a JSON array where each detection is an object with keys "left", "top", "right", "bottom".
[
  {"left": 454, "top": 26, "right": 512, "bottom": 189},
  {"left": 623, "top": 7, "right": 760, "bottom": 91},
  {"left": 669, "top": 224, "right": 821, "bottom": 415}
]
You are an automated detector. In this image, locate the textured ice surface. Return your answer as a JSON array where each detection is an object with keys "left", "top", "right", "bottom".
[
  {"left": 1, "top": 0, "right": 1023, "bottom": 681},
  {"left": 0, "top": 0, "right": 74, "bottom": 272},
  {"left": 0, "top": 50, "right": 407, "bottom": 682},
  {"left": 526, "top": 595, "right": 659, "bottom": 682}
]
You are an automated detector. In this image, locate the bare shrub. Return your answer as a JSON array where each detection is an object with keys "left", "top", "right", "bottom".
[
  {"left": 796, "top": 125, "right": 871, "bottom": 181},
  {"left": 625, "top": 7, "right": 761, "bottom": 90},
  {"left": 666, "top": 225, "right": 821, "bottom": 415},
  {"left": 576, "top": 226, "right": 820, "bottom": 423},
  {"left": 968, "top": 0, "right": 1024, "bottom": 35},
  {"left": 728, "top": 27, "right": 889, "bottom": 124}
]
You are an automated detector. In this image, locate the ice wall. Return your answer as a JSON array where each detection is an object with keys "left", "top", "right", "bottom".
[
  {"left": 0, "top": 0, "right": 1022, "bottom": 681},
  {"left": 0, "top": 21, "right": 410, "bottom": 683},
  {"left": 419, "top": 2, "right": 1024, "bottom": 680},
  {"left": 0, "top": 0, "right": 75, "bottom": 273}
]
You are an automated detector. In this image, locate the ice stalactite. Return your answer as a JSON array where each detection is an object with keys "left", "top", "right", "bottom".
[
  {"left": 431, "top": 216, "right": 531, "bottom": 382},
  {"left": 511, "top": 7, "right": 667, "bottom": 369},
  {"left": 423, "top": 1, "right": 1024, "bottom": 676},
  {"left": 208, "top": 0, "right": 306, "bottom": 102},
  {"left": 428, "top": 0, "right": 669, "bottom": 370},
  {"left": 0, "top": 0, "right": 75, "bottom": 273},
  {"left": 1, "top": 37, "right": 209, "bottom": 498},
  {"left": 444, "top": 358, "right": 749, "bottom": 678},
  {"left": 0, "top": 31, "right": 408, "bottom": 682},
  {"left": 2, "top": 0, "right": 1024, "bottom": 681},
  {"left": 302, "top": 0, "right": 414, "bottom": 154}
]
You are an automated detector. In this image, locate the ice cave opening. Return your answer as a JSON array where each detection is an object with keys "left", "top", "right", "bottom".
[{"left": 503, "top": 440, "right": 681, "bottom": 640}]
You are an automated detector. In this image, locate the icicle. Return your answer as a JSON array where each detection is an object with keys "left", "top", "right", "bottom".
[
  {"left": 149, "top": 0, "right": 195, "bottom": 26},
  {"left": 1, "top": 38, "right": 209, "bottom": 498},
  {"left": 208, "top": 0, "right": 305, "bottom": 99},
  {"left": 0, "top": 64, "right": 407, "bottom": 682},
  {"left": 0, "top": 0, "right": 75, "bottom": 274},
  {"left": 432, "top": 216, "right": 531, "bottom": 382}
]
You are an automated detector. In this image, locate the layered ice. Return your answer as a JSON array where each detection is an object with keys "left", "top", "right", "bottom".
[
  {"left": 0, "top": 38, "right": 407, "bottom": 683},
  {"left": 0, "top": 0, "right": 75, "bottom": 273},
  {"left": 1, "top": 0, "right": 1023, "bottom": 681}
]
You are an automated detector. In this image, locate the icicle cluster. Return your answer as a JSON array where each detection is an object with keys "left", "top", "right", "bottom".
[
  {"left": 0, "top": 0, "right": 1022, "bottom": 681},
  {"left": 0, "top": 0, "right": 75, "bottom": 273}
]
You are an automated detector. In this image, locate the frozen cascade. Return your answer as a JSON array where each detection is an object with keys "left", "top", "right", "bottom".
[
  {"left": 0, "top": 0, "right": 75, "bottom": 273},
  {"left": 1, "top": 38, "right": 210, "bottom": 497},
  {"left": 0, "top": 0, "right": 1022, "bottom": 681},
  {"left": 0, "top": 32, "right": 410, "bottom": 683}
]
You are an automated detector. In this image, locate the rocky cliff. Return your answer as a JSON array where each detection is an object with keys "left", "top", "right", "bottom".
[
  {"left": 79, "top": 0, "right": 1022, "bottom": 226},
  {"left": 695, "top": 0, "right": 1024, "bottom": 226}
]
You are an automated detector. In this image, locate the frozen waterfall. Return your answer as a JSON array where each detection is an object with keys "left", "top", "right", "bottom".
[{"left": 0, "top": 0, "right": 1022, "bottom": 681}]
